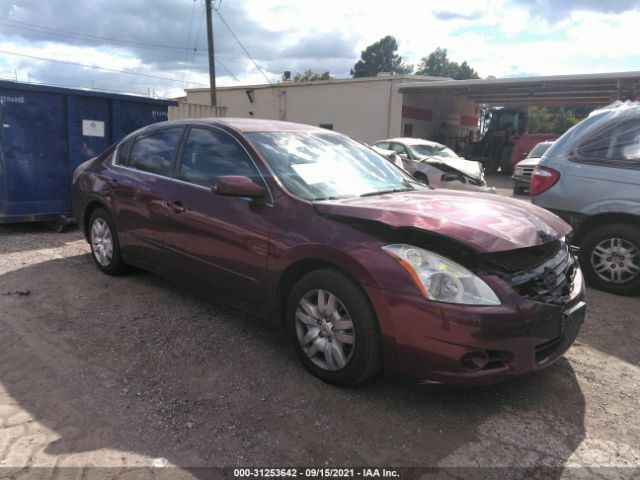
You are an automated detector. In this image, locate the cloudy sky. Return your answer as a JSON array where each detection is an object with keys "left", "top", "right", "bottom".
[{"left": 0, "top": 0, "right": 639, "bottom": 99}]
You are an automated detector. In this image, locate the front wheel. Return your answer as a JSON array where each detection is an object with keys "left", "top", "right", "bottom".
[
  {"left": 287, "top": 269, "right": 382, "bottom": 386},
  {"left": 88, "top": 208, "right": 127, "bottom": 275},
  {"left": 579, "top": 223, "right": 640, "bottom": 295}
]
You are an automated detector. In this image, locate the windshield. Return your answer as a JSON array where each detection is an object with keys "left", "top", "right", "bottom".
[
  {"left": 246, "top": 131, "right": 421, "bottom": 201},
  {"left": 527, "top": 142, "right": 553, "bottom": 158},
  {"left": 408, "top": 143, "right": 459, "bottom": 159}
]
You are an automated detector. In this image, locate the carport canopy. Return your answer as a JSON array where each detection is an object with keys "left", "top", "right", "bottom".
[{"left": 398, "top": 71, "right": 640, "bottom": 106}]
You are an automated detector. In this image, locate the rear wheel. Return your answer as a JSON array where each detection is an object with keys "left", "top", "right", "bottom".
[
  {"left": 287, "top": 268, "right": 382, "bottom": 386},
  {"left": 484, "top": 155, "right": 499, "bottom": 175},
  {"left": 88, "top": 208, "right": 127, "bottom": 275},
  {"left": 579, "top": 223, "right": 640, "bottom": 295},
  {"left": 500, "top": 146, "right": 514, "bottom": 175}
]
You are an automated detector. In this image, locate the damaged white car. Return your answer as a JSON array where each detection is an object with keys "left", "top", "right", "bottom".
[{"left": 373, "top": 137, "right": 495, "bottom": 193}]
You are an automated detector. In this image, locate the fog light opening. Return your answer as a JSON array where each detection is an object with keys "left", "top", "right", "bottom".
[{"left": 460, "top": 351, "right": 490, "bottom": 371}]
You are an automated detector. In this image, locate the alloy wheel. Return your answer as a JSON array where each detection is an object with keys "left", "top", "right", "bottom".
[
  {"left": 90, "top": 218, "right": 114, "bottom": 267},
  {"left": 294, "top": 289, "right": 355, "bottom": 371},
  {"left": 590, "top": 237, "right": 640, "bottom": 284}
]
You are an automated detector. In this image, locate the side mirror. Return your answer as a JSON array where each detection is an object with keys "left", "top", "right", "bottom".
[
  {"left": 520, "top": 152, "right": 528, "bottom": 160},
  {"left": 398, "top": 153, "right": 408, "bottom": 160},
  {"left": 212, "top": 175, "right": 265, "bottom": 198}
]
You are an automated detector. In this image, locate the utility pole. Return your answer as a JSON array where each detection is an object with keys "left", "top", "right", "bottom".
[{"left": 205, "top": 0, "right": 217, "bottom": 107}]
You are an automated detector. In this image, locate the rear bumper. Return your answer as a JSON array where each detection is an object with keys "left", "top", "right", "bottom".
[
  {"left": 366, "top": 274, "right": 586, "bottom": 385},
  {"left": 512, "top": 175, "right": 531, "bottom": 184}
]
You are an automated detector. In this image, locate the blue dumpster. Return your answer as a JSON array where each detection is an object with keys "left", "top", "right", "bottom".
[{"left": 0, "top": 80, "right": 176, "bottom": 226}]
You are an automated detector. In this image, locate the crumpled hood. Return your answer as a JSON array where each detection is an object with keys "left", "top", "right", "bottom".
[
  {"left": 417, "top": 155, "right": 483, "bottom": 180},
  {"left": 313, "top": 189, "right": 571, "bottom": 253}
]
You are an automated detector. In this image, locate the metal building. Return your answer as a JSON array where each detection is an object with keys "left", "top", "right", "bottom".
[
  {"left": 184, "top": 74, "right": 478, "bottom": 144},
  {"left": 183, "top": 71, "right": 640, "bottom": 147}
]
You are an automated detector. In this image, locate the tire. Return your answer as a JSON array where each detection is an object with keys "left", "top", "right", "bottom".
[
  {"left": 88, "top": 208, "right": 127, "bottom": 276},
  {"left": 500, "top": 146, "right": 514, "bottom": 175},
  {"left": 578, "top": 223, "right": 640, "bottom": 295},
  {"left": 484, "top": 156, "right": 499, "bottom": 175},
  {"left": 286, "top": 268, "right": 382, "bottom": 386}
]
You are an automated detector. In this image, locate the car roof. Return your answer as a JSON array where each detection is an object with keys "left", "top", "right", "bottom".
[
  {"left": 127, "top": 117, "right": 326, "bottom": 139},
  {"left": 375, "top": 137, "right": 444, "bottom": 147}
]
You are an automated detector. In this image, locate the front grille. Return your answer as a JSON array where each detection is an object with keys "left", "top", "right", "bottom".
[
  {"left": 521, "top": 167, "right": 535, "bottom": 177},
  {"left": 508, "top": 242, "right": 577, "bottom": 304}
]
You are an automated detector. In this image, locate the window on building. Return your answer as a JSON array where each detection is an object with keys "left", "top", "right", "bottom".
[{"left": 403, "top": 124, "right": 414, "bottom": 137}]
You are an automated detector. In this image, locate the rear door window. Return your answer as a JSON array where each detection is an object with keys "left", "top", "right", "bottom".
[
  {"left": 178, "top": 127, "right": 263, "bottom": 188},
  {"left": 128, "top": 128, "right": 183, "bottom": 176},
  {"left": 577, "top": 118, "right": 640, "bottom": 165}
]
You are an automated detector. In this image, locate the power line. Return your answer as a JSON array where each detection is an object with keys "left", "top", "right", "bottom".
[
  {"left": 181, "top": 0, "right": 198, "bottom": 85},
  {"left": 0, "top": 49, "right": 209, "bottom": 86},
  {"left": 0, "top": 13, "right": 246, "bottom": 83},
  {"left": 214, "top": 9, "right": 272, "bottom": 84},
  {"left": 186, "top": 1, "right": 206, "bottom": 85},
  {"left": 0, "top": 16, "right": 201, "bottom": 54},
  {"left": 0, "top": 76, "right": 160, "bottom": 98}
]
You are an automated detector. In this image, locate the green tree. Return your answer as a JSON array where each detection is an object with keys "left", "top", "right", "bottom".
[
  {"left": 527, "top": 106, "right": 580, "bottom": 134},
  {"left": 526, "top": 106, "right": 554, "bottom": 134},
  {"left": 415, "top": 47, "right": 480, "bottom": 79},
  {"left": 293, "top": 70, "right": 333, "bottom": 82},
  {"left": 551, "top": 108, "right": 579, "bottom": 133},
  {"left": 351, "top": 35, "right": 413, "bottom": 77}
]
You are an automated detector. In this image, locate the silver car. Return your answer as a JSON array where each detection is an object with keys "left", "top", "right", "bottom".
[
  {"left": 531, "top": 101, "right": 640, "bottom": 295},
  {"left": 512, "top": 140, "right": 554, "bottom": 195},
  {"left": 372, "top": 138, "right": 495, "bottom": 193}
]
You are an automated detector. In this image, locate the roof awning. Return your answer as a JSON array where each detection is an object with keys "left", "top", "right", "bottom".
[{"left": 398, "top": 71, "right": 640, "bottom": 106}]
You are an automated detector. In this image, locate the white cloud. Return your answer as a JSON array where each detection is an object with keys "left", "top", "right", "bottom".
[{"left": 0, "top": 0, "right": 638, "bottom": 96}]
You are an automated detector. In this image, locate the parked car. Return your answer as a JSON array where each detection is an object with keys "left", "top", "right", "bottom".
[
  {"left": 73, "top": 119, "right": 585, "bottom": 386},
  {"left": 372, "top": 137, "right": 495, "bottom": 193},
  {"left": 531, "top": 101, "right": 640, "bottom": 295},
  {"left": 370, "top": 145, "right": 405, "bottom": 169},
  {"left": 512, "top": 140, "right": 555, "bottom": 194}
]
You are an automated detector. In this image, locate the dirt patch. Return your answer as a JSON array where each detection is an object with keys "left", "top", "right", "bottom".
[{"left": 0, "top": 224, "right": 638, "bottom": 478}]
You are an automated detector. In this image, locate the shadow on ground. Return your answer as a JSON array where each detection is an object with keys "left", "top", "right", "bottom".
[
  {"left": 0, "top": 253, "right": 587, "bottom": 478},
  {"left": 0, "top": 223, "right": 81, "bottom": 254}
]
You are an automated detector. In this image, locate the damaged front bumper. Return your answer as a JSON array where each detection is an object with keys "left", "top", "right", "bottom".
[{"left": 364, "top": 265, "right": 585, "bottom": 385}]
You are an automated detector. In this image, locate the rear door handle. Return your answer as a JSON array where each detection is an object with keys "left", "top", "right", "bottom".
[{"left": 167, "top": 200, "right": 186, "bottom": 214}]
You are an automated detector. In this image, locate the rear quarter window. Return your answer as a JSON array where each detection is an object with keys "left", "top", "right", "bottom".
[
  {"left": 575, "top": 118, "right": 640, "bottom": 168},
  {"left": 117, "top": 139, "right": 134, "bottom": 166}
]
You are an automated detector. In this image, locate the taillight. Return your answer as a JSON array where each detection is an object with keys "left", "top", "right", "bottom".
[{"left": 530, "top": 166, "right": 560, "bottom": 196}]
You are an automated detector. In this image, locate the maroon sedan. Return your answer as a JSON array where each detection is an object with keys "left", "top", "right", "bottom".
[{"left": 72, "top": 118, "right": 586, "bottom": 386}]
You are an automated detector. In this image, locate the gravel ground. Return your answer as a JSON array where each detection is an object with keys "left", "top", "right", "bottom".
[{"left": 0, "top": 178, "right": 638, "bottom": 479}]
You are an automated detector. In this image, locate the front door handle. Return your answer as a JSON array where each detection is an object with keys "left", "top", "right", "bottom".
[
  {"left": 167, "top": 200, "right": 186, "bottom": 214},
  {"left": 107, "top": 178, "right": 119, "bottom": 189}
]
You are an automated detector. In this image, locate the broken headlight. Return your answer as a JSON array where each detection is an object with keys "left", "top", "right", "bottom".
[{"left": 382, "top": 244, "right": 501, "bottom": 305}]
